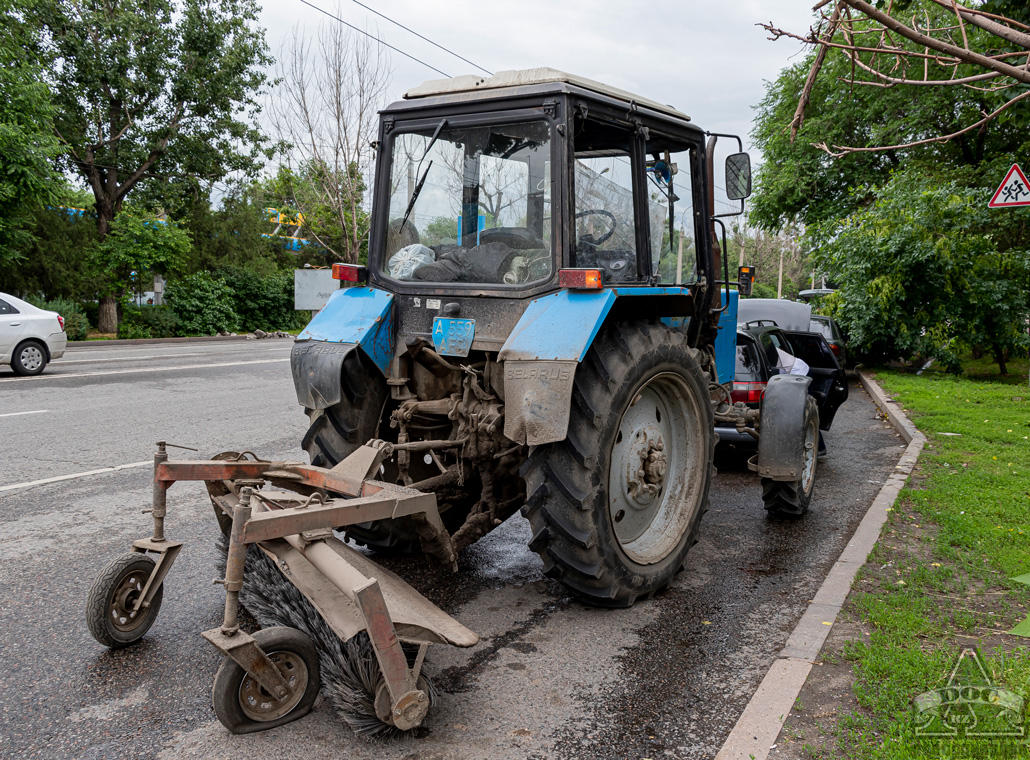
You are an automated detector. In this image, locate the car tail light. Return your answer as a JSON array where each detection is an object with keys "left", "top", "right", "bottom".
[
  {"left": 731, "top": 381, "right": 766, "bottom": 404},
  {"left": 558, "top": 269, "right": 603, "bottom": 289},
  {"left": 331, "top": 263, "right": 367, "bottom": 283},
  {"left": 828, "top": 342, "right": 841, "bottom": 357},
  {"left": 57, "top": 315, "right": 65, "bottom": 332}
]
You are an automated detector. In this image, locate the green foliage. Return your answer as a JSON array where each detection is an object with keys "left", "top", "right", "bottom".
[
  {"left": 24, "top": 295, "right": 89, "bottom": 340},
  {"left": 215, "top": 266, "right": 304, "bottom": 332},
  {"left": 0, "top": 0, "right": 64, "bottom": 261},
  {"left": 812, "top": 172, "right": 1030, "bottom": 372},
  {"left": 21, "top": 0, "right": 274, "bottom": 301},
  {"left": 165, "top": 271, "right": 240, "bottom": 335},
  {"left": 118, "top": 304, "right": 181, "bottom": 339},
  {"left": 86, "top": 214, "right": 191, "bottom": 299},
  {"left": 422, "top": 216, "right": 458, "bottom": 247},
  {"left": 746, "top": 282, "right": 777, "bottom": 300},
  {"left": 749, "top": 4, "right": 1030, "bottom": 231}
]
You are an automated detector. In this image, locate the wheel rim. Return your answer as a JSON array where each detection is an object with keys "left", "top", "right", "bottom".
[
  {"left": 238, "top": 650, "right": 308, "bottom": 722},
  {"left": 801, "top": 415, "right": 818, "bottom": 496},
  {"left": 108, "top": 566, "right": 151, "bottom": 632},
  {"left": 20, "top": 345, "right": 43, "bottom": 371},
  {"left": 608, "top": 372, "right": 705, "bottom": 565}
]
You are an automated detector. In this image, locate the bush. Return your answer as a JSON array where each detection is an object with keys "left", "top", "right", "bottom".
[
  {"left": 165, "top": 272, "right": 240, "bottom": 335},
  {"left": 216, "top": 266, "right": 302, "bottom": 332},
  {"left": 118, "top": 304, "right": 181, "bottom": 339},
  {"left": 25, "top": 296, "right": 90, "bottom": 340}
]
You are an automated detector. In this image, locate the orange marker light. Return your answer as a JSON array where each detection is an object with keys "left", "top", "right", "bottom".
[
  {"left": 332, "top": 263, "right": 367, "bottom": 282},
  {"left": 558, "top": 269, "right": 603, "bottom": 290}
]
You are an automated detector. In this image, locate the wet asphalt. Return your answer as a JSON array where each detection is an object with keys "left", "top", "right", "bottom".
[{"left": 0, "top": 342, "right": 903, "bottom": 759}]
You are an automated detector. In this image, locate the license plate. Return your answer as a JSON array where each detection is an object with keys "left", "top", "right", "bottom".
[{"left": 432, "top": 317, "right": 475, "bottom": 357}]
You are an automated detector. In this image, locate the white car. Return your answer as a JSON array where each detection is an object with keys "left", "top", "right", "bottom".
[{"left": 0, "top": 292, "right": 68, "bottom": 375}]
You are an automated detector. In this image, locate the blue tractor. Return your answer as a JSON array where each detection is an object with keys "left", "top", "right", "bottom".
[
  {"left": 292, "top": 68, "right": 814, "bottom": 607},
  {"left": 87, "top": 68, "right": 823, "bottom": 737}
]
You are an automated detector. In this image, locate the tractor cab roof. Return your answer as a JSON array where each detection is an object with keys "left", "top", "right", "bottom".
[{"left": 383, "top": 68, "right": 696, "bottom": 133}]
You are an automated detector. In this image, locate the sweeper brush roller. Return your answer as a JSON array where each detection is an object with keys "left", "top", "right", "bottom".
[{"left": 86, "top": 441, "right": 477, "bottom": 738}]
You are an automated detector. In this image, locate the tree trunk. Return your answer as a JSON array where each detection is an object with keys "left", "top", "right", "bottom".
[
  {"left": 98, "top": 296, "right": 118, "bottom": 334},
  {"left": 993, "top": 344, "right": 1008, "bottom": 376}
]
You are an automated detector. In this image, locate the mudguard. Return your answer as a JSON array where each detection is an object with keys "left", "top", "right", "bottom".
[
  {"left": 498, "top": 290, "right": 616, "bottom": 445},
  {"left": 291, "top": 287, "right": 395, "bottom": 409},
  {"left": 755, "top": 374, "right": 813, "bottom": 481}
]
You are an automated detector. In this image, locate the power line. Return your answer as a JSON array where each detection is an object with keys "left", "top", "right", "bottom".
[
  {"left": 341, "top": 0, "right": 491, "bottom": 76},
  {"left": 298, "top": 0, "right": 451, "bottom": 78}
]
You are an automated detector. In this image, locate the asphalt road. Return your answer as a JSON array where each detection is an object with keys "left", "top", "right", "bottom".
[{"left": 0, "top": 341, "right": 903, "bottom": 760}]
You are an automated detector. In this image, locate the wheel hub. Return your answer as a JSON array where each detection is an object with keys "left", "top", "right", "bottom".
[
  {"left": 109, "top": 571, "right": 146, "bottom": 631},
  {"left": 627, "top": 431, "right": 666, "bottom": 505},
  {"left": 238, "top": 650, "right": 308, "bottom": 722}
]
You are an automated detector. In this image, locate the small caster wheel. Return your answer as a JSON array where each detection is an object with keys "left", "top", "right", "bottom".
[
  {"left": 212, "top": 626, "right": 321, "bottom": 734},
  {"left": 86, "top": 553, "right": 163, "bottom": 648}
]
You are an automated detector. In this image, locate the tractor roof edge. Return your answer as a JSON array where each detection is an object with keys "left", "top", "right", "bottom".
[{"left": 400, "top": 67, "right": 691, "bottom": 122}]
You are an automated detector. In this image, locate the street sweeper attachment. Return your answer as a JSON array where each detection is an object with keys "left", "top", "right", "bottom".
[{"left": 86, "top": 440, "right": 478, "bottom": 736}]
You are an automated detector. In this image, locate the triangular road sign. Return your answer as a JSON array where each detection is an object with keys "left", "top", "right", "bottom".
[{"left": 988, "top": 163, "right": 1030, "bottom": 208}]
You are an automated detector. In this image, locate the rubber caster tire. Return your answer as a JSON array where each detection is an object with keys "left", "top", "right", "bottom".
[
  {"left": 86, "top": 553, "right": 163, "bottom": 648},
  {"left": 212, "top": 626, "right": 321, "bottom": 734},
  {"left": 12, "top": 340, "right": 47, "bottom": 376}
]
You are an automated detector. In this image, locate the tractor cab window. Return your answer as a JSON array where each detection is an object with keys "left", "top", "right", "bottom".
[
  {"left": 571, "top": 117, "right": 644, "bottom": 282},
  {"left": 383, "top": 119, "right": 552, "bottom": 285},
  {"left": 648, "top": 145, "right": 697, "bottom": 284}
]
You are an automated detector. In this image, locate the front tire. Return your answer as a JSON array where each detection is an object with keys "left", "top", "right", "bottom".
[
  {"left": 761, "top": 396, "right": 819, "bottom": 517},
  {"left": 523, "top": 322, "right": 715, "bottom": 607},
  {"left": 212, "top": 626, "right": 321, "bottom": 734},
  {"left": 12, "top": 340, "right": 47, "bottom": 376},
  {"left": 86, "top": 553, "right": 163, "bottom": 648}
]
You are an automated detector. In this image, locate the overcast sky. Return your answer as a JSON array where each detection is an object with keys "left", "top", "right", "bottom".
[{"left": 257, "top": 0, "right": 819, "bottom": 159}]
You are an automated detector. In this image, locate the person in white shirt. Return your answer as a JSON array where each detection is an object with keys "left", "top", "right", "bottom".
[{"left": 775, "top": 347, "right": 809, "bottom": 376}]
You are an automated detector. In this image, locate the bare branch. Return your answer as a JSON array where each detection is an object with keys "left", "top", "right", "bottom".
[{"left": 790, "top": 2, "right": 842, "bottom": 142}]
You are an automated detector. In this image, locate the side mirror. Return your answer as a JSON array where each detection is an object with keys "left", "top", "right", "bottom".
[
  {"left": 737, "top": 264, "right": 755, "bottom": 297},
  {"left": 725, "top": 153, "right": 752, "bottom": 201}
]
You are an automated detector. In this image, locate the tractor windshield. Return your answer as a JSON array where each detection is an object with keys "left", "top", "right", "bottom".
[{"left": 383, "top": 119, "right": 552, "bottom": 285}]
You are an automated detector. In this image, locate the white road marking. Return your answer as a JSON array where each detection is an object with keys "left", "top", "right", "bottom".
[
  {"left": 57, "top": 351, "right": 210, "bottom": 364},
  {"left": 0, "top": 357, "right": 290, "bottom": 382},
  {"left": 0, "top": 410, "right": 49, "bottom": 418},
  {"left": 0, "top": 460, "right": 152, "bottom": 493}
]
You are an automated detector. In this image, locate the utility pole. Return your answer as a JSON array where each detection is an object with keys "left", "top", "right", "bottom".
[{"left": 777, "top": 248, "right": 784, "bottom": 299}]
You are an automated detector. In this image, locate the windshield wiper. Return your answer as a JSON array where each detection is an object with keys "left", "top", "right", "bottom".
[{"left": 400, "top": 118, "right": 447, "bottom": 229}]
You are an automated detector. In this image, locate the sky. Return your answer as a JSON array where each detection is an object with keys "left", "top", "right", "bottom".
[{"left": 256, "top": 0, "right": 819, "bottom": 159}]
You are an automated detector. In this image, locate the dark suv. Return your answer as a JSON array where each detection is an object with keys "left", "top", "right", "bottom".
[{"left": 717, "top": 322, "right": 848, "bottom": 451}]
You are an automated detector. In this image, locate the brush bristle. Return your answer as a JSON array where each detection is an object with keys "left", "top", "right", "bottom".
[{"left": 216, "top": 534, "right": 436, "bottom": 739}]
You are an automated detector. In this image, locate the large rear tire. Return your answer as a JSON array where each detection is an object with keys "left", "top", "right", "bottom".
[
  {"left": 761, "top": 396, "right": 819, "bottom": 517},
  {"left": 522, "top": 321, "right": 714, "bottom": 607}
]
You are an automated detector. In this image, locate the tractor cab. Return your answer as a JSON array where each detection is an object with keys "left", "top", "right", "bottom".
[{"left": 359, "top": 68, "right": 750, "bottom": 352}]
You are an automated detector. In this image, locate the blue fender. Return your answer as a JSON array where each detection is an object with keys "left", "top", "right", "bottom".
[{"left": 291, "top": 287, "right": 394, "bottom": 409}]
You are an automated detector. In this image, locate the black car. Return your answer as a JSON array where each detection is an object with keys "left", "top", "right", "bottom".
[
  {"left": 809, "top": 315, "right": 849, "bottom": 368},
  {"left": 717, "top": 322, "right": 849, "bottom": 451}
]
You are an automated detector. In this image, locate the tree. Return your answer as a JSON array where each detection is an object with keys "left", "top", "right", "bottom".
[
  {"left": 0, "top": 0, "right": 64, "bottom": 262},
  {"left": 25, "top": 0, "right": 273, "bottom": 331},
  {"left": 269, "top": 21, "right": 390, "bottom": 264},
  {"left": 762, "top": 1, "right": 1030, "bottom": 157},
  {"left": 812, "top": 172, "right": 1030, "bottom": 373},
  {"left": 86, "top": 213, "right": 191, "bottom": 331}
]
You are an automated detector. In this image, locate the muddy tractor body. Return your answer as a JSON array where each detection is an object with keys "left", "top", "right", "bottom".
[{"left": 88, "top": 69, "right": 819, "bottom": 738}]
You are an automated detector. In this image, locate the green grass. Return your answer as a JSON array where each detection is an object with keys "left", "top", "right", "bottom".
[{"left": 828, "top": 365, "right": 1030, "bottom": 759}]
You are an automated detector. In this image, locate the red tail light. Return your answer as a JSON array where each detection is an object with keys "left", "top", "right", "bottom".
[
  {"left": 332, "top": 263, "right": 367, "bottom": 283},
  {"left": 731, "top": 381, "right": 767, "bottom": 404},
  {"left": 828, "top": 342, "right": 841, "bottom": 357},
  {"left": 558, "top": 269, "right": 603, "bottom": 289},
  {"left": 57, "top": 315, "right": 65, "bottom": 332}
]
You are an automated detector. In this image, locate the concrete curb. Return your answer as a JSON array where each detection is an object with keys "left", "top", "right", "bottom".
[
  {"left": 67, "top": 335, "right": 261, "bottom": 349},
  {"left": 715, "top": 371, "right": 925, "bottom": 760}
]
